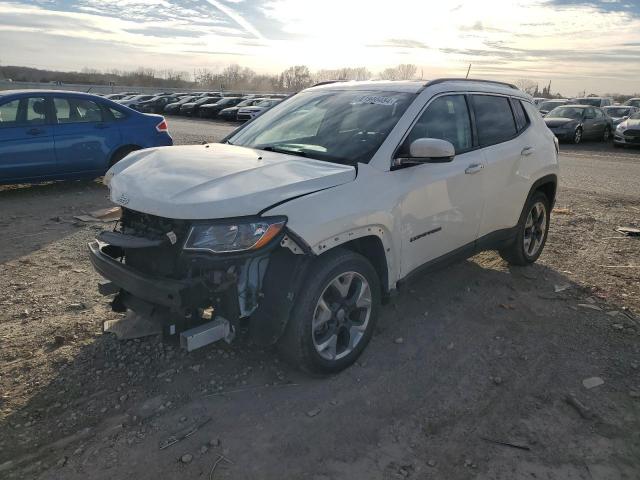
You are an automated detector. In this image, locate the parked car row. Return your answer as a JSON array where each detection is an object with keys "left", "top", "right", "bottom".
[
  {"left": 100, "top": 91, "right": 287, "bottom": 121},
  {"left": 534, "top": 96, "right": 640, "bottom": 146},
  {"left": 0, "top": 90, "right": 172, "bottom": 184}
]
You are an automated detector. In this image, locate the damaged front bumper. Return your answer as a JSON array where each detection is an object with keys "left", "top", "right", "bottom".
[{"left": 88, "top": 209, "right": 312, "bottom": 350}]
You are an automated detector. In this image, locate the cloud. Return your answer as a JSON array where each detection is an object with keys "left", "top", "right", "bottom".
[{"left": 1, "top": 0, "right": 640, "bottom": 93}]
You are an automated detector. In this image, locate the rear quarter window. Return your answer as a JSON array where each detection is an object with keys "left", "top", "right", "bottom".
[{"left": 472, "top": 95, "right": 517, "bottom": 146}]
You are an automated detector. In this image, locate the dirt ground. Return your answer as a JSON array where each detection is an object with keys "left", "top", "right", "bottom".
[{"left": 0, "top": 129, "right": 639, "bottom": 479}]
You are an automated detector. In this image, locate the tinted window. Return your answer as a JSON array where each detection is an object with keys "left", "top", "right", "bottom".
[
  {"left": 401, "top": 94, "right": 472, "bottom": 154},
  {"left": 511, "top": 99, "right": 530, "bottom": 132},
  {"left": 0, "top": 97, "right": 47, "bottom": 127},
  {"left": 594, "top": 108, "right": 604, "bottom": 119},
  {"left": 54, "top": 98, "right": 104, "bottom": 123},
  {"left": 472, "top": 95, "right": 517, "bottom": 146}
]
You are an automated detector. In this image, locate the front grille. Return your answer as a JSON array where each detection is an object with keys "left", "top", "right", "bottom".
[
  {"left": 624, "top": 129, "right": 640, "bottom": 136},
  {"left": 118, "top": 209, "right": 190, "bottom": 277}
]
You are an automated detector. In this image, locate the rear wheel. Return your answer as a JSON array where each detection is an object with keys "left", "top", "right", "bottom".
[
  {"left": 278, "top": 248, "right": 380, "bottom": 374},
  {"left": 499, "top": 191, "right": 550, "bottom": 266}
]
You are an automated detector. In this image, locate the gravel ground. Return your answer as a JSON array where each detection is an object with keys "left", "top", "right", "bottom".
[{"left": 0, "top": 119, "right": 639, "bottom": 479}]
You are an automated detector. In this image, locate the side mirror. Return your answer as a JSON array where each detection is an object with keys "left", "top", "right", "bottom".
[{"left": 407, "top": 138, "right": 455, "bottom": 162}]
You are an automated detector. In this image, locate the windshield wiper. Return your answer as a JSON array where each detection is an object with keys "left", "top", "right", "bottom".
[{"left": 259, "top": 145, "right": 308, "bottom": 157}]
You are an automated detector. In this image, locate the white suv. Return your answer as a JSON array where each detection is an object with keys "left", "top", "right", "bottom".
[{"left": 91, "top": 79, "right": 559, "bottom": 374}]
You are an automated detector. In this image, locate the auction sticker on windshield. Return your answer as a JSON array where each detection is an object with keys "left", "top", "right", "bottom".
[{"left": 351, "top": 95, "right": 398, "bottom": 105}]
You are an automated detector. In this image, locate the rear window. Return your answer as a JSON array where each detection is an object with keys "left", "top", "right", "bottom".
[
  {"left": 511, "top": 99, "right": 530, "bottom": 132},
  {"left": 472, "top": 95, "right": 517, "bottom": 146}
]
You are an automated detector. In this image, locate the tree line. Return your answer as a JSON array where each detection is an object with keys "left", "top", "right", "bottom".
[{"left": 0, "top": 63, "right": 421, "bottom": 92}]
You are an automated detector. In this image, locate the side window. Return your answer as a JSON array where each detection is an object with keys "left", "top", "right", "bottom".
[
  {"left": 585, "top": 107, "right": 596, "bottom": 119},
  {"left": 472, "top": 95, "right": 517, "bottom": 146},
  {"left": 109, "top": 107, "right": 126, "bottom": 120},
  {"left": 511, "top": 99, "right": 530, "bottom": 132},
  {"left": 25, "top": 97, "right": 48, "bottom": 124},
  {"left": 54, "top": 97, "right": 104, "bottom": 124},
  {"left": 400, "top": 95, "right": 472, "bottom": 154},
  {"left": 0, "top": 97, "right": 47, "bottom": 127},
  {"left": 0, "top": 99, "right": 20, "bottom": 127},
  {"left": 594, "top": 108, "right": 604, "bottom": 119}
]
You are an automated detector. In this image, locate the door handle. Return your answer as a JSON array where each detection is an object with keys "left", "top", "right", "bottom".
[
  {"left": 521, "top": 146, "right": 535, "bottom": 156},
  {"left": 465, "top": 163, "right": 484, "bottom": 174},
  {"left": 27, "top": 128, "right": 45, "bottom": 135}
]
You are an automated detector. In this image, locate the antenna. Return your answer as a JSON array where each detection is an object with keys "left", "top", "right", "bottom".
[{"left": 465, "top": 64, "right": 471, "bottom": 79}]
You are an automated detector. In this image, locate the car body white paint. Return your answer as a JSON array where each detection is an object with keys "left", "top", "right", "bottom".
[
  {"left": 106, "top": 79, "right": 559, "bottom": 290},
  {"left": 106, "top": 143, "right": 355, "bottom": 219}
]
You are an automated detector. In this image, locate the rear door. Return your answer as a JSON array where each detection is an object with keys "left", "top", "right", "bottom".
[
  {"left": 0, "top": 94, "right": 56, "bottom": 182},
  {"left": 473, "top": 94, "right": 532, "bottom": 238},
  {"left": 52, "top": 95, "right": 121, "bottom": 175}
]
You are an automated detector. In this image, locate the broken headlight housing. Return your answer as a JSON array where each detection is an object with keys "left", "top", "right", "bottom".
[{"left": 183, "top": 217, "right": 286, "bottom": 254}]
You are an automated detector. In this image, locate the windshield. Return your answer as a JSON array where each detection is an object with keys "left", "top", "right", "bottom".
[
  {"left": 547, "top": 106, "right": 584, "bottom": 120},
  {"left": 540, "top": 101, "right": 564, "bottom": 111},
  {"left": 630, "top": 113, "right": 640, "bottom": 120},
  {"left": 604, "top": 107, "right": 631, "bottom": 117},
  {"left": 574, "top": 98, "right": 601, "bottom": 107},
  {"left": 228, "top": 89, "right": 415, "bottom": 166},
  {"left": 625, "top": 99, "right": 640, "bottom": 107},
  {"left": 176, "top": 96, "right": 194, "bottom": 104}
]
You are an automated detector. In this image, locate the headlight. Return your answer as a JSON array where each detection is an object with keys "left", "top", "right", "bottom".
[
  {"left": 184, "top": 217, "right": 286, "bottom": 253},
  {"left": 617, "top": 122, "right": 627, "bottom": 132}
]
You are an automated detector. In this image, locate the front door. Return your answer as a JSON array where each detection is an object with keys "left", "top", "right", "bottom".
[
  {"left": 0, "top": 95, "right": 56, "bottom": 182},
  {"left": 52, "top": 96, "right": 121, "bottom": 175},
  {"left": 396, "top": 94, "right": 485, "bottom": 277}
]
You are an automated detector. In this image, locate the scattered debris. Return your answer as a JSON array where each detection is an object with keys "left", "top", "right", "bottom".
[
  {"left": 209, "top": 454, "right": 234, "bottom": 480},
  {"left": 490, "top": 375, "right": 503, "bottom": 386},
  {"left": 554, "top": 284, "right": 571, "bottom": 293},
  {"left": 74, "top": 207, "right": 121, "bottom": 223},
  {"left": 160, "top": 417, "right": 212, "bottom": 450},
  {"left": 615, "top": 226, "right": 640, "bottom": 237},
  {"left": 394, "top": 337, "right": 404, "bottom": 344},
  {"left": 565, "top": 393, "right": 594, "bottom": 419},
  {"left": 577, "top": 304, "right": 602, "bottom": 311},
  {"left": 480, "top": 436, "right": 531, "bottom": 451},
  {"left": 597, "top": 265, "right": 640, "bottom": 269},
  {"left": 582, "top": 377, "right": 604, "bottom": 390},
  {"left": 103, "top": 312, "right": 162, "bottom": 340},
  {"left": 446, "top": 342, "right": 454, "bottom": 350},
  {"left": 553, "top": 207, "right": 573, "bottom": 215},
  {"left": 306, "top": 408, "right": 321, "bottom": 417},
  {"left": 67, "top": 302, "right": 86, "bottom": 311},
  {"left": 180, "top": 453, "right": 193, "bottom": 464},
  {"left": 427, "top": 460, "right": 437, "bottom": 468},
  {"left": 209, "top": 439, "right": 221, "bottom": 447},
  {"left": 499, "top": 303, "right": 515, "bottom": 310}
]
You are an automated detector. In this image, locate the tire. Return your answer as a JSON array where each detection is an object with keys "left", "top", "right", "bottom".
[
  {"left": 109, "top": 146, "right": 139, "bottom": 168},
  {"left": 499, "top": 191, "right": 551, "bottom": 266},
  {"left": 278, "top": 248, "right": 381, "bottom": 374},
  {"left": 572, "top": 127, "right": 583, "bottom": 144},
  {"left": 602, "top": 127, "right": 611, "bottom": 142}
]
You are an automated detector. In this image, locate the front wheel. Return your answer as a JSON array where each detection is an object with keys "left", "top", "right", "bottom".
[
  {"left": 603, "top": 127, "right": 611, "bottom": 142},
  {"left": 499, "top": 191, "right": 550, "bottom": 266},
  {"left": 278, "top": 248, "right": 380, "bottom": 374},
  {"left": 572, "top": 127, "right": 583, "bottom": 144}
]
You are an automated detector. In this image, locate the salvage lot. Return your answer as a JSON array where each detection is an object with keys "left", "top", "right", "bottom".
[{"left": 1, "top": 119, "right": 639, "bottom": 479}]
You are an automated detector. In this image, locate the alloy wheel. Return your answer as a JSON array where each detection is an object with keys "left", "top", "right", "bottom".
[
  {"left": 574, "top": 128, "right": 582, "bottom": 144},
  {"left": 312, "top": 272, "right": 372, "bottom": 361},
  {"left": 523, "top": 201, "right": 547, "bottom": 257}
]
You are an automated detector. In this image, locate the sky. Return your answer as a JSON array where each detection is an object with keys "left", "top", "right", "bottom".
[{"left": 1, "top": 0, "right": 640, "bottom": 94}]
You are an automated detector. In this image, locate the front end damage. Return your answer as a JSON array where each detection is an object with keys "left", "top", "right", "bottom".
[{"left": 88, "top": 208, "right": 312, "bottom": 350}]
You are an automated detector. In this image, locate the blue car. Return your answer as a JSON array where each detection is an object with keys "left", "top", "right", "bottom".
[{"left": 0, "top": 90, "right": 173, "bottom": 184}]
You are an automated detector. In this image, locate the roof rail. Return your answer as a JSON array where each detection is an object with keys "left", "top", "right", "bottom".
[
  {"left": 424, "top": 78, "right": 519, "bottom": 90},
  {"left": 311, "top": 80, "right": 349, "bottom": 87}
]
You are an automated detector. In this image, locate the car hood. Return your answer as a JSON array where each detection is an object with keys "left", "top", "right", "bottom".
[
  {"left": 106, "top": 143, "right": 356, "bottom": 219},
  {"left": 545, "top": 117, "right": 578, "bottom": 127}
]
